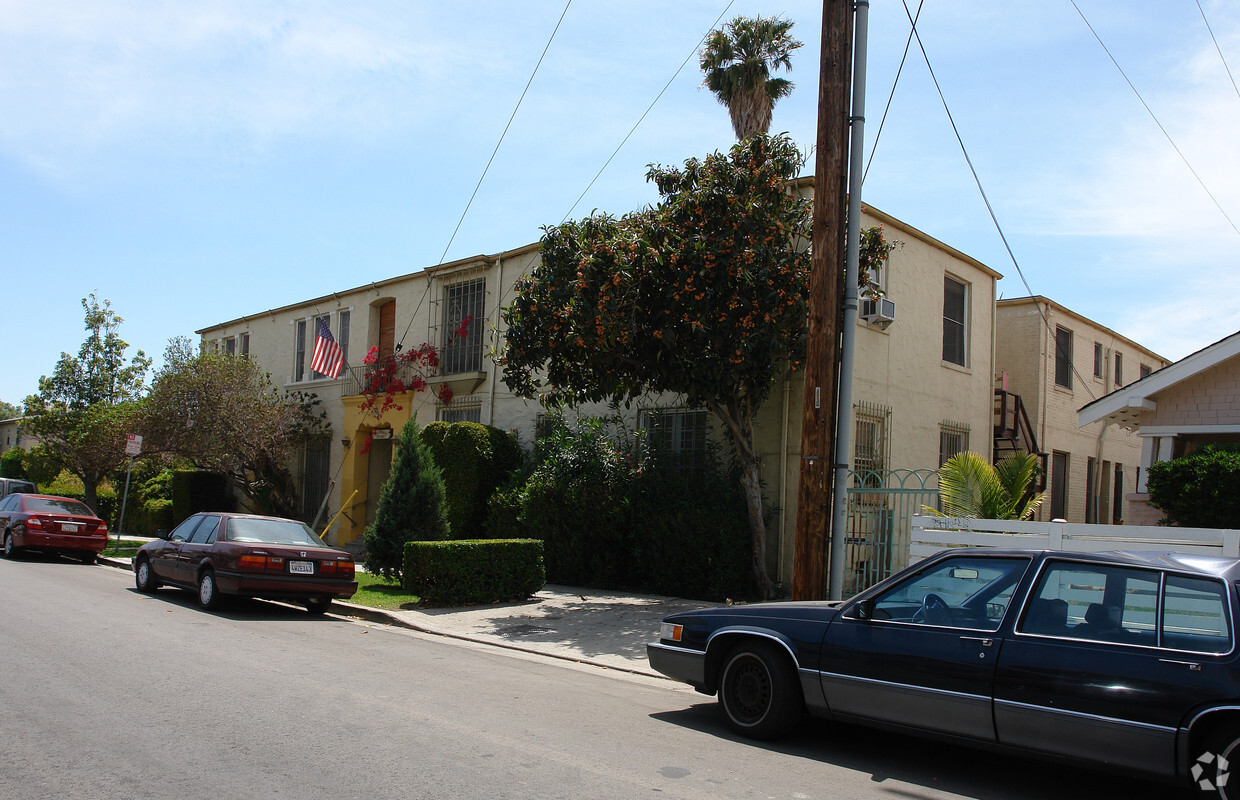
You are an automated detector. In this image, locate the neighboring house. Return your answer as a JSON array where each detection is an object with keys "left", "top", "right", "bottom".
[
  {"left": 0, "top": 417, "right": 34, "bottom": 457},
  {"left": 198, "top": 199, "right": 1000, "bottom": 588},
  {"left": 995, "top": 297, "right": 1169, "bottom": 525},
  {"left": 1078, "top": 329, "right": 1240, "bottom": 526}
]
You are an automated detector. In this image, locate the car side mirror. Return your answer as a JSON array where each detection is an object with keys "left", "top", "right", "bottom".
[
  {"left": 156, "top": 529, "right": 171, "bottom": 541},
  {"left": 852, "top": 599, "right": 876, "bottom": 621}
]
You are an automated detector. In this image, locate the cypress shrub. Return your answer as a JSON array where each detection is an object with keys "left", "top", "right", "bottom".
[{"left": 364, "top": 417, "right": 449, "bottom": 581}]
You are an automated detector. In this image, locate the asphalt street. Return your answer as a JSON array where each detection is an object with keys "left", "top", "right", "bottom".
[{"left": 0, "top": 555, "right": 1195, "bottom": 800}]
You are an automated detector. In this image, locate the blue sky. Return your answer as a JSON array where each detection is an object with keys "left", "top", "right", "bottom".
[{"left": 2, "top": 0, "right": 1238, "bottom": 407}]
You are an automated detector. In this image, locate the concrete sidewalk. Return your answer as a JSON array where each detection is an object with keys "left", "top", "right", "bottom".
[{"left": 99, "top": 555, "right": 716, "bottom": 679}]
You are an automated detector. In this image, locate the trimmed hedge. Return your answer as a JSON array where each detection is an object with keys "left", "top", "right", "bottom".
[
  {"left": 403, "top": 538, "right": 545, "bottom": 606},
  {"left": 420, "top": 421, "right": 522, "bottom": 540}
]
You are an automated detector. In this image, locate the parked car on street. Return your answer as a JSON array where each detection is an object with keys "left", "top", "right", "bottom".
[
  {"left": 0, "top": 477, "right": 36, "bottom": 498},
  {"left": 132, "top": 512, "right": 357, "bottom": 614},
  {"left": 649, "top": 548, "right": 1240, "bottom": 797},
  {"left": 0, "top": 493, "right": 108, "bottom": 563}
]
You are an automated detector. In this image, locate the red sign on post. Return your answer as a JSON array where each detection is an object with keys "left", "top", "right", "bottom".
[{"left": 125, "top": 434, "right": 143, "bottom": 457}]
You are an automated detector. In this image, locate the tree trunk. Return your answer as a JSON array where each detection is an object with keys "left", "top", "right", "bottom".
[{"left": 709, "top": 402, "right": 776, "bottom": 600}]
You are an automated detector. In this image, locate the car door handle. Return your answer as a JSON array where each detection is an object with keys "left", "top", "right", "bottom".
[
  {"left": 960, "top": 636, "right": 994, "bottom": 647},
  {"left": 1159, "top": 658, "right": 1202, "bottom": 671}
]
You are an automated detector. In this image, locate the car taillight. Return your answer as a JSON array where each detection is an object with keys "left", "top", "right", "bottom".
[
  {"left": 320, "top": 559, "right": 354, "bottom": 578},
  {"left": 97, "top": 522, "right": 108, "bottom": 535},
  {"left": 26, "top": 516, "right": 44, "bottom": 530},
  {"left": 239, "top": 554, "right": 288, "bottom": 573}
]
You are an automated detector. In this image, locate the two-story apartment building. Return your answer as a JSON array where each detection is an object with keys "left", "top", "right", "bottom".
[
  {"left": 0, "top": 417, "right": 33, "bottom": 457},
  {"left": 199, "top": 199, "right": 1001, "bottom": 588},
  {"left": 994, "top": 297, "right": 1169, "bottom": 525}
]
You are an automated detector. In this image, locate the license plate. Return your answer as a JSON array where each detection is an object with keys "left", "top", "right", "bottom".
[
  {"left": 289, "top": 561, "right": 314, "bottom": 575},
  {"left": 61, "top": 523, "right": 79, "bottom": 532}
]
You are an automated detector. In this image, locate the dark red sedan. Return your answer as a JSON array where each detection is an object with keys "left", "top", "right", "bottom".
[
  {"left": 132, "top": 512, "right": 357, "bottom": 614},
  {"left": 0, "top": 493, "right": 109, "bottom": 563}
]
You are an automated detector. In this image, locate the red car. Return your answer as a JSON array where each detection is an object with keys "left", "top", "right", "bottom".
[
  {"left": 132, "top": 512, "right": 357, "bottom": 614},
  {"left": 0, "top": 493, "right": 109, "bottom": 563}
]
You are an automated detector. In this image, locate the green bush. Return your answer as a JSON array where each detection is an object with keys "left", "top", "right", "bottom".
[
  {"left": 421, "top": 421, "right": 523, "bottom": 541},
  {"left": 1148, "top": 445, "right": 1240, "bottom": 528},
  {"left": 171, "top": 470, "right": 232, "bottom": 525},
  {"left": 403, "top": 538, "right": 545, "bottom": 605},
  {"left": 485, "top": 413, "right": 755, "bottom": 601},
  {"left": 364, "top": 417, "right": 449, "bottom": 581},
  {"left": 0, "top": 448, "right": 24, "bottom": 479}
]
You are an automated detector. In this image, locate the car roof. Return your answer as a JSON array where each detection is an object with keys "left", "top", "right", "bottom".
[{"left": 936, "top": 547, "right": 1240, "bottom": 581}]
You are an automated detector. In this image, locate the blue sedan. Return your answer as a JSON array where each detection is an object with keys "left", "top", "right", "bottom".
[{"left": 648, "top": 548, "right": 1240, "bottom": 797}]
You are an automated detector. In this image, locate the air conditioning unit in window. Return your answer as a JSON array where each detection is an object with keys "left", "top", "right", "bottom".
[{"left": 860, "top": 297, "right": 896, "bottom": 329}]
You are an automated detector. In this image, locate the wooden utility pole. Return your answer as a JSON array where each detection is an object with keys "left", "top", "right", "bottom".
[{"left": 791, "top": 0, "right": 853, "bottom": 601}]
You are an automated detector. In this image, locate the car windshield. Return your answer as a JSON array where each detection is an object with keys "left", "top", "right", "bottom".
[
  {"left": 25, "top": 497, "right": 94, "bottom": 516},
  {"left": 226, "top": 518, "right": 323, "bottom": 546}
]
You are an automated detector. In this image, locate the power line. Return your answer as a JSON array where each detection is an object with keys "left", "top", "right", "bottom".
[
  {"left": 1196, "top": 0, "right": 1240, "bottom": 101},
  {"left": 902, "top": 1, "right": 1104, "bottom": 399},
  {"left": 1071, "top": 0, "right": 1240, "bottom": 238},
  {"left": 396, "top": 0, "right": 574, "bottom": 353},
  {"left": 862, "top": 0, "right": 924, "bottom": 186}
]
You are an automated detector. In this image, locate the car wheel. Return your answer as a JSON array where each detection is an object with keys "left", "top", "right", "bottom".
[
  {"left": 3, "top": 533, "right": 17, "bottom": 560},
  {"left": 134, "top": 557, "right": 160, "bottom": 593},
  {"left": 1196, "top": 726, "right": 1240, "bottom": 800},
  {"left": 718, "top": 641, "right": 803, "bottom": 740},
  {"left": 198, "top": 569, "right": 223, "bottom": 611},
  {"left": 304, "top": 598, "right": 332, "bottom": 615}
]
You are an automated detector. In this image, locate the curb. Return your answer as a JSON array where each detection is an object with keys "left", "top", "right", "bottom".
[{"left": 97, "top": 555, "right": 664, "bottom": 680}]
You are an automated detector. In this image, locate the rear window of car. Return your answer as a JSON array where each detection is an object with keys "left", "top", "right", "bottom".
[
  {"left": 24, "top": 497, "right": 94, "bottom": 516},
  {"left": 226, "top": 518, "right": 323, "bottom": 546}
]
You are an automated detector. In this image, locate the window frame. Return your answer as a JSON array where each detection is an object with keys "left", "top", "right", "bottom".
[
  {"left": 942, "top": 275, "right": 968, "bottom": 366},
  {"left": 1054, "top": 326, "right": 1073, "bottom": 389}
]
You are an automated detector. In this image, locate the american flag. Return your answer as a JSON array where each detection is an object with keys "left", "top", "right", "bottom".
[{"left": 310, "top": 318, "right": 345, "bottom": 379}]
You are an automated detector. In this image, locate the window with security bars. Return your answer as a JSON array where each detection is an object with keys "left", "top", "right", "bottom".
[
  {"left": 436, "top": 396, "right": 482, "bottom": 424},
  {"left": 642, "top": 409, "right": 709, "bottom": 474},
  {"left": 938, "top": 422, "right": 970, "bottom": 467},
  {"left": 853, "top": 402, "right": 890, "bottom": 487},
  {"left": 437, "top": 278, "right": 485, "bottom": 375}
]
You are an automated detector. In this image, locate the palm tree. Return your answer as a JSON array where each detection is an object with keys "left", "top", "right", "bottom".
[
  {"left": 700, "top": 16, "right": 803, "bottom": 141},
  {"left": 929, "top": 451, "right": 1046, "bottom": 521}
]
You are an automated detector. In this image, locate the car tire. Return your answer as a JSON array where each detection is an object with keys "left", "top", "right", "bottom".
[
  {"left": 3, "top": 533, "right": 17, "bottom": 560},
  {"left": 198, "top": 569, "right": 224, "bottom": 611},
  {"left": 718, "top": 641, "right": 803, "bottom": 740},
  {"left": 134, "top": 557, "right": 160, "bottom": 593},
  {"left": 1197, "top": 726, "right": 1240, "bottom": 800},
  {"left": 304, "top": 598, "right": 332, "bottom": 615}
]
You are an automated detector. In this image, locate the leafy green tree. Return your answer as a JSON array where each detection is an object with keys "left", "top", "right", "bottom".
[
  {"left": 0, "top": 400, "right": 20, "bottom": 419},
  {"left": 140, "top": 337, "right": 328, "bottom": 516},
  {"left": 20, "top": 445, "right": 63, "bottom": 487},
  {"left": 364, "top": 416, "right": 449, "bottom": 582},
  {"left": 700, "top": 15, "right": 803, "bottom": 140},
  {"left": 23, "top": 295, "right": 150, "bottom": 511},
  {"left": 502, "top": 135, "right": 810, "bottom": 598},
  {"left": 0, "top": 448, "right": 24, "bottom": 479},
  {"left": 1147, "top": 445, "right": 1240, "bottom": 528},
  {"left": 928, "top": 451, "right": 1045, "bottom": 521}
]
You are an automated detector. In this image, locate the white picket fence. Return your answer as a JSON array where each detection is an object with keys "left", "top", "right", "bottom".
[{"left": 909, "top": 515, "right": 1240, "bottom": 565}]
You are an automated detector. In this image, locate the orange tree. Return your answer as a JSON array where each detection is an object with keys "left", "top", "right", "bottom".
[{"left": 501, "top": 134, "right": 810, "bottom": 598}]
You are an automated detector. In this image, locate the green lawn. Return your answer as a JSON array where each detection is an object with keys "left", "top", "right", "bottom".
[
  {"left": 101, "top": 539, "right": 150, "bottom": 559},
  {"left": 351, "top": 571, "right": 421, "bottom": 610}
]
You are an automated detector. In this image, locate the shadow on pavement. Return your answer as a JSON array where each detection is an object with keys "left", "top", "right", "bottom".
[{"left": 650, "top": 704, "right": 1194, "bottom": 800}]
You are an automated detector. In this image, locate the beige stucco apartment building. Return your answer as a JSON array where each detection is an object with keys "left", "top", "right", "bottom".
[
  {"left": 995, "top": 297, "right": 1169, "bottom": 525},
  {"left": 199, "top": 200, "right": 1001, "bottom": 589}
]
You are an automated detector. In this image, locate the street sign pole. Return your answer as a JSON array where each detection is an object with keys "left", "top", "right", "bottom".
[{"left": 116, "top": 434, "right": 143, "bottom": 551}]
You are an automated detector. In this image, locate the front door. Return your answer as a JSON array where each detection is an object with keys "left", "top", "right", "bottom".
[{"left": 821, "top": 555, "right": 1033, "bottom": 741}]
